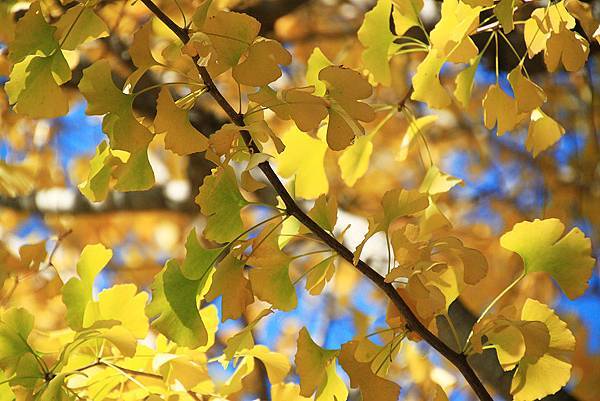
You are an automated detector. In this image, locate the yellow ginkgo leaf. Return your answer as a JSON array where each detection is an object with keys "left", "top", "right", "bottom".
[
  {"left": 18, "top": 240, "right": 47, "bottom": 270},
  {"left": 358, "top": 0, "right": 400, "bottom": 86},
  {"left": 247, "top": 221, "right": 297, "bottom": 311},
  {"left": 454, "top": 55, "right": 481, "bottom": 108},
  {"left": 62, "top": 244, "right": 113, "bottom": 330},
  {"left": 565, "top": 0, "right": 599, "bottom": 41},
  {"left": 429, "top": 0, "right": 480, "bottom": 63},
  {"left": 507, "top": 66, "right": 546, "bottom": 113},
  {"left": 277, "top": 127, "right": 329, "bottom": 200},
  {"left": 319, "top": 65, "right": 375, "bottom": 150},
  {"left": 248, "top": 86, "right": 328, "bottom": 132},
  {"left": 418, "top": 165, "right": 462, "bottom": 195},
  {"left": 272, "top": 383, "right": 312, "bottom": 401},
  {"left": 523, "top": 18, "right": 548, "bottom": 58},
  {"left": 411, "top": 50, "right": 451, "bottom": 109},
  {"left": 84, "top": 283, "right": 149, "bottom": 338},
  {"left": 511, "top": 299, "right": 576, "bottom": 401},
  {"left": 544, "top": 29, "right": 589, "bottom": 72},
  {"left": 238, "top": 345, "right": 291, "bottom": 384},
  {"left": 338, "top": 132, "right": 374, "bottom": 187},
  {"left": 232, "top": 39, "right": 292, "bottom": 87},
  {"left": 500, "top": 218, "right": 595, "bottom": 299},
  {"left": 532, "top": 1, "right": 576, "bottom": 34},
  {"left": 391, "top": 0, "right": 423, "bottom": 35},
  {"left": 339, "top": 341, "right": 401, "bottom": 401},
  {"left": 526, "top": 109, "right": 565, "bottom": 157},
  {"left": 53, "top": 5, "right": 109, "bottom": 51},
  {"left": 482, "top": 84, "right": 520, "bottom": 135},
  {"left": 306, "top": 47, "right": 333, "bottom": 96},
  {"left": 205, "top": 254, "right": 254, "bottom": 321},
  {"left": 202, "top": 11, "right": 260, "bottom": 75},
  {"left": 154, "top": 87, "right": 209, "bottom": 156},
  {"left": 295, "top": 327, "right": 338, "bottom": 397}
]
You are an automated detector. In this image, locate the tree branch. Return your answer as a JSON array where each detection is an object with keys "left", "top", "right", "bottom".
[{"left": 139, "top": 1, "right": 494, "bottom": 400}]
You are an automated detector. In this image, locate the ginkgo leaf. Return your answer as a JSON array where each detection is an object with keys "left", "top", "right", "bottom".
[
  {"left": 391, "top": 0, "right": 423, "bottom": 35},
  {"left": 62, "top": 244, "right": 113, "bottom": 330},
  {"left": 277, "top": 127, "right": 329, "bottom": 200},
  {"left": 19, "top": 240, "right": 47, "bottom": 270},
  {"left": 205, "top": 254, "right": 254, "bottom": 321},
  {"left": 524, "top": 18, "right": 547, "bottom": 58},
  {"left": 0, "top": 308, "right": 34, "bottom": 364},
  {"left": 411, "top": 49, "right": 451, "bottom": 109},
  {"left": 354, "top": 189, "right": 428, "bottom": 263},
  {"left": 429, "top": 0, "right": 480, "bottom": 63},
  {"left": 8, "top": 2, "right": 57, "bottom": 63},
  {"left": 53, "top": 5, "right": 109, "bottom": 50},
  {"left": 358, "top": 0, "right": 400, "bottom": 86},
  {"left": 397, "top": 115, "right": 438, "bottom": 161},
  {"left": 482, "top": 84, "right": 520, "bottom": 135},
  {"left": 180, "top": 228, "right": 223, "bottom": 281},
  {"left": 223, "top": 309, "right": 272, "bottom": 359},
  {"left": 532, "top": 1, "right": 576, "bottom": 33},
  {"left": 338, "top": 132, "right": 374, "bottom": 187},
  {"left": 6, "top": 53, "right": 70, "bottom": 118},
  {"left": 500, "top": 218, "right": 595, "bottom": 299},
  {"left": 146, "top": 259, "right": 210, "bottom": 348},
  {"left": 248, "top": 221, "right": 297, "bottom": 311},
  {"left": 306, "top": 47, "right": 333, "bottom": 96},
  {"left": 248, "top": 86, "right": 328, "bottom": 132},
  {"left": 544, "top": 30, "right": 589, "bottom": 72},
  {"left": 155, "top": 87, "right": 209, "bottom": 155},
  {"left": 78, "top": 141, "right": 124, "bottom": 202},
  {"left": 83, "top": 283, "right": 149, "bottom": 339},
  {"left": 565, "top": 0, "right": 599, "bottom": 41},
  {"left": 454, "top": 55, "right": 481, "bottom": 108},
  {"left": 307, "top": 195, "right": 338, "bottom": 233},
  {"left": 494, "top": 0, "right": 515, "bottom": 33},
  {"left": 339, "top": 341, "right": 401, "bottom": 401},
  {"left": 319, "top": 65, "right": 375, "bottom": 150},
  {"left": 202, "top": 11, "right": 260, "bottom": 75},
  {"left": 526, "top": 109, "right": 565, "bottom": 157},
  {"left": 295, "top": 327, "right": 338, "bottom": 397},
  {"left": 507, "top": 66, "right": 546, "bottom": 113},
  {"left": 316, "top": 359, "right": 348, "bottom": 401},
  {"left": 79, "top": 60, "right": 153, "bottom": 153},
  {"left": 129, "top": 22, "right": 159, "bottom": 70},
  {"left": 272, "top": 383, "right": 312, "bottom": 401},
  {"left": 195, "top": 165, "right": 249, "bottom": 243},
  {"left": 511, "top": 299, "right": 576, "bottom": 401},
  {"left": 419, "top": 165, "right": 462, "bottom": 195},
  {"left": 305, "top": 257, "right": 335, "bottom": 296},
  {"left": 237, "top": 345, "right": 291, "bottom": 384},
  {"left": 232, "top": 39, "right": 292, "bottom": 86}
]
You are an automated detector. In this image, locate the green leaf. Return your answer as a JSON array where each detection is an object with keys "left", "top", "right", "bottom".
[
  {"left": 6, "top": 53, "right": 70, "bottom": 118},
  {"left": 0, "top": 308, "right": 34, "bottom": 365},
  {"left": 500, "top": 218, "right": 595, "bottom": 299},
  {"left": 8, "top": 2, "right": 57, "bottom": 63},
  {"left": 79, "top": 60, "right": 131, "bottom": 116},
  {"left": 195, "top": 165, "right": 249, "bottom": 243},
  {"left": 454, "top": 56, "right": 481, "bottom": 108},
  {"left": 180, "top": 228, "right": 223, "bottom": 281},
  {"left": 306, "top": 48, "right": 332, "bottom": 96},
  {"left": 62, "top": 244, "right": 113, "bottom": 330},
  {"left": 146, "top": 259, "right": 210, "bottom": 348}
]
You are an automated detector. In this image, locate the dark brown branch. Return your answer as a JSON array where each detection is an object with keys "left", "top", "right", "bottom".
[{"left": 139, "top": 1, "right": 493, "bottom": 400}]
